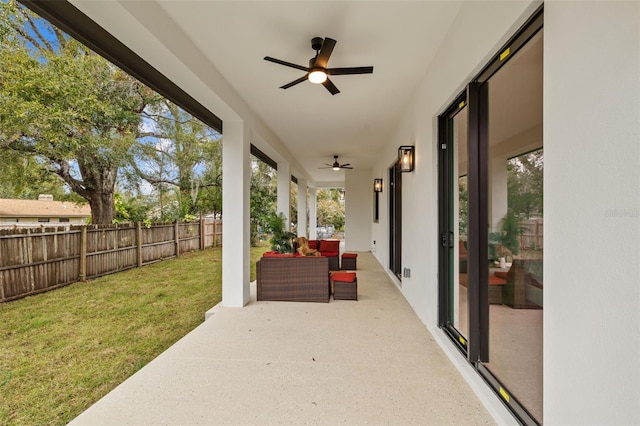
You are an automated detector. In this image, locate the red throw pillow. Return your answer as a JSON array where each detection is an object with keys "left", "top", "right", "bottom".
[
  {"left": 308, "top": 240, "right": 319, "bottom": 250},
  {"left": 319, "top": 239, "right": 340, "bottom": 253}
]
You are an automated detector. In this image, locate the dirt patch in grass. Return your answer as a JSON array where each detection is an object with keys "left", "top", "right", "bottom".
[{"left": 0, "top": 245, "right": 269, "bottom": 425}]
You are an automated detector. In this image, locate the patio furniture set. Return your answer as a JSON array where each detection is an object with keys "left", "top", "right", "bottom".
[
  {"left": 459, "top": 258, "right": 543, "bottom": 308},
  {"left": 256, "top": 246, "right": 358, "bottom": 303}
]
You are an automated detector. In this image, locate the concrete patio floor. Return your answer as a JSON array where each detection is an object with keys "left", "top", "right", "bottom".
[{"left": 70, "top": 252, "right": 500, "bottom": 425}]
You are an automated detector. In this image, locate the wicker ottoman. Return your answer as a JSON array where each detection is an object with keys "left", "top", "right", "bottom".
[
  {"left": 332, "top": 272, "right": 357, "bottom": 300},
  {"left": 341, "top": 253, "right": 358, "bottom": 270}
]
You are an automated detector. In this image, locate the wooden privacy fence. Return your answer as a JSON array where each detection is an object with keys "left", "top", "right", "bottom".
[
  {"left": 520, "top": 219, "right": 543, "bottom": 250},
  {"left": 0, "top": 219, "right": 222, "bottom": 303}
]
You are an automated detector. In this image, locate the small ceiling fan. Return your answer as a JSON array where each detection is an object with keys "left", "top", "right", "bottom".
[
  {"left": 319, "top": 155, "right": 353, "bottom": 171},
  {"left": 264, "top": 36, "right": 373, "bottom": 95}
]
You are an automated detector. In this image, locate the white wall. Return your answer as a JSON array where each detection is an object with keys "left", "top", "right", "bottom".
[
  {"left": 544, "top": 2, "right": 640, "bottom": 424},
  {"left": 372, "top": 0, "right": 540, "bottom": 325},
  {"left": 373, "top": 0, "right": 640, "bottom": 423},
  {"left": 345, "top": 170, "right": 373, "bottom": 251}
]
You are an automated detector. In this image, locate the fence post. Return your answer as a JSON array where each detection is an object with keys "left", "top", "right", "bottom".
[
  {"left": 175, "top": 221, "right": 180, "bottom": 257},
  {"left": 213, "top": 220, "right": 218, "bottom": 247},
  {"left": 200, "top": 218, "right": 205, "bottom": 250},
  {"left": 80, "top": 226, "right": 87, "bottom": 281},
  {"left": 137, "top": 221, "right": 143, "bottom": 267}
]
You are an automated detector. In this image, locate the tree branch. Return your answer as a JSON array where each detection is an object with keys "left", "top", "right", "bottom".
[
  {"left": 55, "top": 160, "right": 90, "bottom": 199},
  {"left": 128, "top": 159, "right": 178, "bottom": 188},
  {"left": 12, "top": 6, "right": 53, "bottom": 53}
]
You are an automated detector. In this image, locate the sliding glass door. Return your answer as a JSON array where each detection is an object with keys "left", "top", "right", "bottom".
[
  {"left": 389, "top": 162, "right": 402, "bottom": 279},
  {"left": 438, "top": 8, "right": 543, "bottom": 425},
  {"left": 438, "top": 97, "right": 470, "bottom": 351}
]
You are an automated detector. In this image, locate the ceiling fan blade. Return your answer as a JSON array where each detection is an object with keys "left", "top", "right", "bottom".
[
  {"left": 327, "top": 66, "right": 374, "bottom": 75},
  {"left": 341, "top": 163, "right": 351, "bottom": 168},
  {"left": 280, "top": 75, "right": 308, "bottom": 89},
  {"left": 322, "top": 78, "right": 340, "bottom": 95},
  {"left": 264, "top": 56, "right": 309, "bottom": 72},
  {"left": 341, "top": 166, "right": 353, "bottom": 170},
  {"left": 315, "top": 37, "right": 336, "bottom": 68}
]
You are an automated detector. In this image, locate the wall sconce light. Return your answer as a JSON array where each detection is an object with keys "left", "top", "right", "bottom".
[
  {"left": 398, "top": 145, "right": 415, "bottom": 172},
  {"left": 374, "top": 178, "right": 383, "bottom": 193}
]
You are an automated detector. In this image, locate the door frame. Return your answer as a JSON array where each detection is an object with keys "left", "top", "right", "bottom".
[{"left": 437, "top": 6, "right": 544, "bottom": 425}]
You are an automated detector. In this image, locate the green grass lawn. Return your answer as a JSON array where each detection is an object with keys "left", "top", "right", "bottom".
[{"left": 0, "top": 245, "right": 269, "bottom": 425}]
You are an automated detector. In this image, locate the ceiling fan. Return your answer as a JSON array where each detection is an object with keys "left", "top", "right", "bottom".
[
  {"left": 319, "top": 155, "right": 353, "bottom": 171},
  {"left": 264, "top": 36, "right": 373, "bottom": 95}
]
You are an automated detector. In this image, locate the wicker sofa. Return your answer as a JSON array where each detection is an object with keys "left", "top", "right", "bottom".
[
  {"left": 495, "top": 259, "right": 543, "bottom": 309},
  {"left": 307, "top": 239, "right": 340, "bottom": 270},
  {"left": 256, "top": 254, "right": 330, "bottom": 302}
]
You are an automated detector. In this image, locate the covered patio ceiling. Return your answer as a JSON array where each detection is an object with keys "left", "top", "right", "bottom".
[{"left": 67, "top": 0, "right": 464, "bottom": 187}]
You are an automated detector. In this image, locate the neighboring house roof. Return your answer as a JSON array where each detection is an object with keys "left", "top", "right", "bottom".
[{"left": 0, "top": 198, "right": 91, "bottom": 218}]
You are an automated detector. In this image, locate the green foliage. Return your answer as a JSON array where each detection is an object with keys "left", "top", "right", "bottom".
[
  {"left": 249, "top": 156, "right": 276, "bottom": 246},
  {"left": 507, "top": 149, "right": 543, "bottom": 218},
  {"left": 112, "top": 193, "right": 150, "bottom": 224},
  {"left": 498, "top": 209, "right": 526, "bottom": 255},
  {"left": 131, "top": 100, "right": 222, "bottom": 220},
  {"left": 266, "top": 212, "right": 295, "bottom": 253},
  {"left": 0, "top": 151, "right": 86, "bottom": 203},
  {"left": 317, "top": 188, "right": 345, "bottom": 231},
  {"left": 458, "top": 176, "right": 468, "bottom": 238},
  {"left": 290, "top": 182, "right": 298, "bottom": 233},
  {"left": 0, "top": 3, "right": 160, "bottom": 223}
]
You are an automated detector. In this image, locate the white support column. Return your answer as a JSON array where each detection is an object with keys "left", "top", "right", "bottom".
[
  {"left": 221, "top": 120, "right": 250, "bottom": 307},
  {"left": 277, "top": 161, "right": 291, "bottom": 229},
  {"left": 308, "top": 188, "right": 317, "bottom": 240},
  {"left": 296, "top": 178, "right": 308, "bottom": 237}
]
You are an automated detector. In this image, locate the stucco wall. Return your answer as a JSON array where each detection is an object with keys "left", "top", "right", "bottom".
[
  {"left": 544, "top": 2, "right": 640, "bottom": 424},
  {"left": 374, "top": 1, "right": 640, "bottom": 423},
  {"left": 344, "top": 170, "right": 373, "bottom": 252},
  {"left": 372, "top": 0, "right": 539, "bottom": 325}
]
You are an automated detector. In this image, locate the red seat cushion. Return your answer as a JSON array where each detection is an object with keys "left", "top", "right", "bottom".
[
  {"left": 319, "top": 239, "right": 340, "bottom": 253},
  {"left": 262, "top": 252, "right": 296, "bottom": 258},
  {"left": 321, "top": 251, "right": 339, "bottom": 257},
  {"left": 494, "top": 271, "right": 508, "bottom": 280},
  {"left": 331, "top": 272, "right": 357, "bottom": 283},
  {"left": 342, "top": 253, "right": 358, "bottom": 259},
  {"left": 308, "top": 240, "right": 319, "bottom": 250},
  {"left": 489, "top": 275, "right": 506, "bottom": 285}
]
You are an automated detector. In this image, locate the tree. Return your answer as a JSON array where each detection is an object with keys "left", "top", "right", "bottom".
[
  {"left": 0, "top": 149, "right": 82, "bottom": 202},
  {"left": 0, "top": 2, "right": 159, "bottom": 223},
  {"left": 507, "top": 148, "right": 543, "bottom": 218},
  {"left": 249, "top": 156, "right": 276, "bottom": 246},
  {"left": 316, "top": 188, "right": 345, "bottom": 232},
  {"left": 130, "top": 100, "right": 222, "bottom": 221}
]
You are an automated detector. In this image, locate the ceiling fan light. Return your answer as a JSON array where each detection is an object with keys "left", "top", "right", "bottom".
[
  {"left": 308, "top": 69, "right": 327, "bottom": 84},
  {"left": 332, "top": 165, "right": 340, "bottom": 171}
]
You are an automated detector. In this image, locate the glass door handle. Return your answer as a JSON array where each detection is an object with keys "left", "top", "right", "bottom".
[{"left": 441, "top": 232, "right": 454, "bottom": 248}]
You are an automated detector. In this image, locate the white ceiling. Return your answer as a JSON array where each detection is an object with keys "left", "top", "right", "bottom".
[{"left": 71, "top": 0, "right": 464, "bottom": 186}]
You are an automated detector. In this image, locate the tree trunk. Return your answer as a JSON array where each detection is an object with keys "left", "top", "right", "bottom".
[
  {"left": 88, "top": 191, "right": 115, "bottom": 224},
  {"left": 59, "top": 156, "right": 118, "bottom": 225}
]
